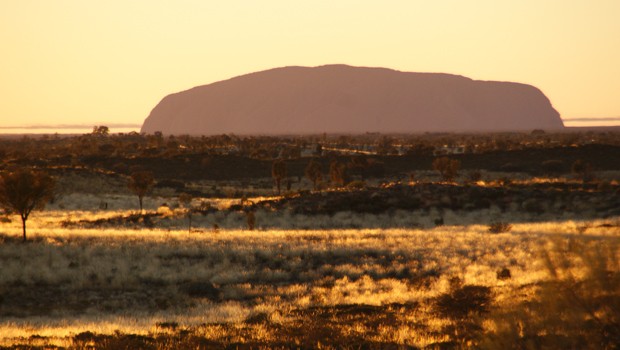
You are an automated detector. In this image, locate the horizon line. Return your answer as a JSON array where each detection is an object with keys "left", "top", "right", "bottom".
[
  {"left": 0, "top": 123, "right": 142, "bottom": 130},
  {"left": 1, "top": 117, "right": 620, "bottom": 130},
  {"left": 562, "top": 117, "right": 620, "bottom": 122}
]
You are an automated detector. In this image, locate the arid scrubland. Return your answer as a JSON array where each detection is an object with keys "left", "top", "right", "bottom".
[
  {"left": 0, "top": 208, "right": 618, "bottom": 348},
  {"left": 1, "top": 131, "right": 619, "bottom": 348}
]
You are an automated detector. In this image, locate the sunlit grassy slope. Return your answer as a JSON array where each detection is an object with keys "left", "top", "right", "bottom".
[{"left": 0, "top": 206, "right": 618, "bottom": 348}]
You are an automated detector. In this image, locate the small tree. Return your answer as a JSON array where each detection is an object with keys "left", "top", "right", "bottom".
[
  {"left": 246, "top": 210, "right": 256, "bottom": 230},
  {"left": 92, "top": 125, "right": 109, "bottom": 136},
  {"left": 433, "top": 157, "right": 461, "bottom": 182},
  {"left": 271, "top": 160, "right": 287, "bottom": 195},
  {"left": 314, "top": 144, "right": 323, "bottom": 157},
  {"left": 128, "top": 171, "right": 155, "bottom": 213},
  {"left": 0, "top": 169, "right": 55, "bottom": 242},
  {"left": 305, "top": 159, "right": 323, "bottom": 191},
  {"left": 572, "top": 159, "right": 594, "bottom": 184},
  {"left": 329, "top": 159, "right": 348, "bottom": 187},
  {"left": 349, "top": 156, "right": 369, "bottom": 181},
  {"left": 178, "top": 192, "right": 193, "bottom": 233}
]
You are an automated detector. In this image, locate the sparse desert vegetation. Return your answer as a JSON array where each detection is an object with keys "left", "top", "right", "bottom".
[
  {"left": 0, "top": 216, "right": 618, "bottom": 348},
  {"left": 0, "top": 131, "right": 619, "bottom": 349}
]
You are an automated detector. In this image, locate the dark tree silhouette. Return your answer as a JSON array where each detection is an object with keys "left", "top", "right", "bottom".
[
  {"left": 271, "top": 160, "right": 287, "bottom": 195},
  {"left": 128, "top": 171, "right": 155, "bottom": 213},
  {"left": 92, "top": 125, "right": 109, "bottom": 136},
  {"left": 349, "top": 156, "right": 369, "bottom": 181},
  {"left": 314, "top": 144, "right": 323, "bottom": 157},
  {"left": 433, "top": 157, "right": 461, "bottom": 182},
  {"left": 572, "top": 159, "right": 593, "bottom": 184},
  {"left": 329, "top": 159, "right": 348, "bottom": 187},
  {"left": 246, "top": 210, "right": 256, "bottom": 230},
  {"left": 0, "top": 169, "right": 55, "bottom": 242},
  {"left": 305, "top": 159, "right": 323, "bottom": 191},
  {"left": 178, "top": 192, "right": 193, "bottom": 233}
]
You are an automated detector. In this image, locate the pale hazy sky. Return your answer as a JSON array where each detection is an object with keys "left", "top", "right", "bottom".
[{"left": 1, "top": 0, "right": 619, "bottom": 130}]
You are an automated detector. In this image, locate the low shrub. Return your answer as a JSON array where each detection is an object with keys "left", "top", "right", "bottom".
[
  {"left": 488, "top": 222, "right": 512, "bottom": 233},
  {"left": 467, "top": 170, "right": 482, "bottom": 183},
  {"left": 346, "top": 180, "right": 366, "bottom": 190},
  {"left": 541, "top": 159, "right": 565, "bottom": 175},
  {"left": 496, "top": 267, "right": 511, "bottom": 280}
]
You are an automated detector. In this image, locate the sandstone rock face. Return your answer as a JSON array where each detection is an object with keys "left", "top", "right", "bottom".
[{"left": 141, "top": 65, "right": 563, "bottom": 135}]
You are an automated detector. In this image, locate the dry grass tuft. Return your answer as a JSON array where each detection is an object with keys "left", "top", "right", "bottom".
[{"left": 488, "top": 222, "right": 512, "bottom": 233}]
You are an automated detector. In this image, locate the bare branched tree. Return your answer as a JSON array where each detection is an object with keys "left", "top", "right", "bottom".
[
  {"left": 128, "top": 171, "right": 155, "bottom": 213},
  {"left": 433, "top": 157, "right": 461, "bottom": 182},
  {"left": 178, "top": 192, "right": 193, "bottom": 233},
  {"left": 305, "top": 159, "right": 323, "bottom": 191},
  {"left": 271, "top": 160, "right": 287, "bottom": 195},
  {"left": 329, "top": 159, "right": 347, "bottom": 187},
  {"left": 0, "top": 169, "right": 55, "bottom": 242},
  {"left": 572, "top": 159, "right": 594, "bottom": 185}
]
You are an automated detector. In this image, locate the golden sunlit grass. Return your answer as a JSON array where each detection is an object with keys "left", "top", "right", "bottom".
[{"left": 0, "top": 207, "right": 618, "bottom": 348}]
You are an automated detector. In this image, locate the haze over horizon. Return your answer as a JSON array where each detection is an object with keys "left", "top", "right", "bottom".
[{"left": 1, "top": 1, "right": 619, "bottom": 131}]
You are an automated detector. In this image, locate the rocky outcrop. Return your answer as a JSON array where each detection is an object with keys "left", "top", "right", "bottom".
[{"left": 141, "top": 64, "right": 563, "bottom": 135}]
